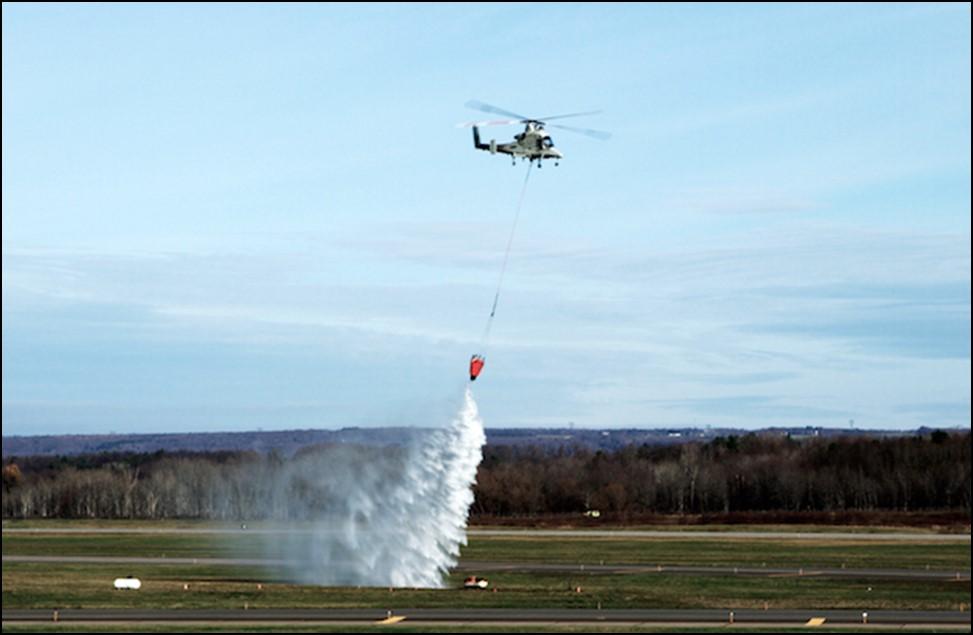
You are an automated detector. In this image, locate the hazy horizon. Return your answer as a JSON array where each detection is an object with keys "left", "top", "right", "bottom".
[{"left": 2, "top": 417, "right": 967, "bottom": 440}]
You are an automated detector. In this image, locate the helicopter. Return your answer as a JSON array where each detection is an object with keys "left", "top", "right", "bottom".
[{"left": 461, "top": 100, "right": 610, "bottom": 167}]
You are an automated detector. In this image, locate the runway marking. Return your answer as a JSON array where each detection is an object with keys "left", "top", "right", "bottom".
[
  {"left": 375, "top": 616, "right": 406, "bottom": 625},
  {"left": 2, "top": 608, "right": 969, "bottom": 627},
  {"left": 805, "top": 617, "right": 827, "bottom": 626}
]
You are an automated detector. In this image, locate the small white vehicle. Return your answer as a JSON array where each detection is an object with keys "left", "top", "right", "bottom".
[{"left": 463, "top": 576, "right": 489, "bottom": 589}]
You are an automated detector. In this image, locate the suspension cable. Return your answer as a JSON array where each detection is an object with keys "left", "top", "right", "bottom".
[{"left": 480, "top": 161, "right": 533, "bottom": 346}]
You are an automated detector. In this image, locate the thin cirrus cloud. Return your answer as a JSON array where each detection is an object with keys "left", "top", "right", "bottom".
[
  {"left": 3, "top": 224, "right": 968, "bottom": 432},
  {"left": 5, "top": 220, "right": 968, "bottom": 374}
]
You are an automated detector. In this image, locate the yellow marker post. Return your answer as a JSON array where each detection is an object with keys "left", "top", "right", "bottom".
[{"left": 805, "top": 617, "right": 827, "bottom": 627}]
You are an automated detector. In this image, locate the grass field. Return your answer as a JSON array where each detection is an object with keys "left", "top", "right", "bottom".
[
  {"left": 461, "top": 536, "right": 971, "bottom": 571},
  {"left": 3, "top": 561, "right": 969, "bottom": 611},
  {"left": 2, "top": 521, "right": 969, "bottom": 614},
  {"left": 3, "top": 528, "right": 970, "bottom": 571}
]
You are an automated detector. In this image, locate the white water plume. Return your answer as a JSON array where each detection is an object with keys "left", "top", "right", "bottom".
[{"left": 263, "top": 387, "right": 485, "bottom": 588}]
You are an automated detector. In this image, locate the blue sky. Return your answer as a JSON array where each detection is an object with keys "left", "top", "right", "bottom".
[{"left": 3, "top": 3, "right": 970, "bottom": 435}]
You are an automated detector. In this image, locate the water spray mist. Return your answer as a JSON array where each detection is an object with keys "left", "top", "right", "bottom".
[{"left": 265, "top": 387, "right": 485, "bottom": 588}]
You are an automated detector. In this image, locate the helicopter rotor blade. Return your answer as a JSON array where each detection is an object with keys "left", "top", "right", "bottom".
[
  {"left": 549, "top": 123, "right": 612, "bottom": 140},
  {"left": 465, "top": 100, "right": 531, "bottom": 122},
  {"left": 456, "top": 118, "right": 521, "bottom": 128},
  {"left": 536, "top": 110, "right": 603, "bottom": 122}
]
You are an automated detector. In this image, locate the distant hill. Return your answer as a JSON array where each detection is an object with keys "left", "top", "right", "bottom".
[
  {"left": 1, "top": 425, "right": 930, "bottom": 458},
  {"left": 1, "top": 428, "right": 421, "bottom": 458}
]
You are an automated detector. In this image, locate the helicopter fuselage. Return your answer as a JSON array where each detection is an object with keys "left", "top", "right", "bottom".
[{"left": 473, "top": 122, "right": 563, "bottom": 164}]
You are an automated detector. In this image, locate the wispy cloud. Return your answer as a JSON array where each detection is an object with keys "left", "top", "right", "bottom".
[
  {"left": 5, "top": 222, "right": 968, "bottom": 362},
  {"left": 651, "top": 395, "right": 854, "bottom": 422}
]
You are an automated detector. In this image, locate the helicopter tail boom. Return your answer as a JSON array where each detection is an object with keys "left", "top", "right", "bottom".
[{"left": 473, "top": 126, "right": 503, "bottom": 155}]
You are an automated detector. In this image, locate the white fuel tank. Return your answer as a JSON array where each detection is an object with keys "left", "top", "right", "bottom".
[{"left": 113, "top": 577, "right": 142, "bottom": 590}]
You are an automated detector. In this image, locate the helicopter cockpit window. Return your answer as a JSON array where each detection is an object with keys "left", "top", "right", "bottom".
[{"left": 542, "top": 137, "right": 555, "bottom": 148}]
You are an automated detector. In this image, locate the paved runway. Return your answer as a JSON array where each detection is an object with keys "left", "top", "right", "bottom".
[
  {"left": 4, "top": 554, "right": 969, "bottom": 582},
  {"left": 4, "top": 526, "right": 969, "bottom": 541},
  {"left": 3, "top": 607, "right": 971, "bottom": 627}
]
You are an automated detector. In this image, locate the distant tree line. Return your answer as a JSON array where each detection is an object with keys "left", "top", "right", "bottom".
[
  {"left": 2, "top": 431, "right": 969, "bottom": 520},
  {"left": 472, "top": 431, "right": 970, "bottom": 517}
]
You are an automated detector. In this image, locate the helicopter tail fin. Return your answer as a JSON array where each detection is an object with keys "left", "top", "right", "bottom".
[{"left": 473, "top": 126, "right": 489, "bottom": 150}]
